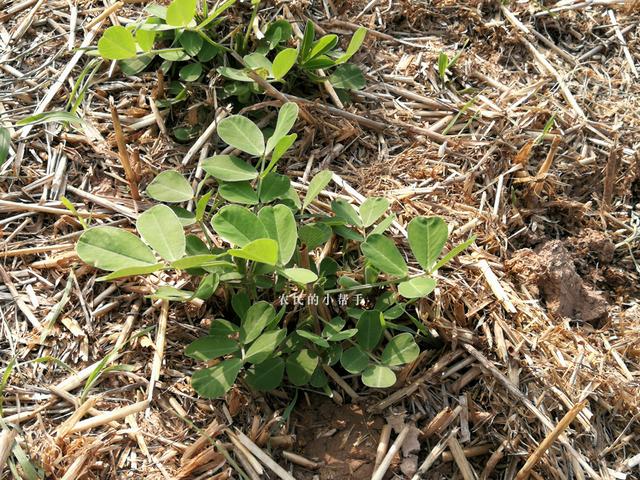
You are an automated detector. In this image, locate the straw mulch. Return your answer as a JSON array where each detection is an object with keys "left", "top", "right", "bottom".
[{"left": 1, "top": 0, "right": 639, "bottom": 478}]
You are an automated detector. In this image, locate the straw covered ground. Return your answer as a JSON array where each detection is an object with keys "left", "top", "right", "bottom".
[{"left": 1, "top": 0, "right": 639, "bottom": 478}]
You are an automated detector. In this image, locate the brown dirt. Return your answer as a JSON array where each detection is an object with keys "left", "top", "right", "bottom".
[
  {"left": 506, "top": 239, "right": 609, "bottom": 325},
  {"left": 291, "top": 396, "right": 384, "bottom": 479}
]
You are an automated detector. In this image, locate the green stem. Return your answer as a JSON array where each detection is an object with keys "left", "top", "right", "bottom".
[
  {"left": 242, "top": 1, "right": 260, "bottom": 54},
  {"left": 324, "top": 277, "right": 406, "bottom": 295},
  {"left": 256, "top": 153, "right": 267, "bottom": 198}
]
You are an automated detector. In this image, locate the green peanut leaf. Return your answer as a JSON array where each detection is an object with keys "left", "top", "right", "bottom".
[
  {"left": 179, "top": 62, "right": 202, "bottom": 82},
  {"left": 370, "top": 213, "right": 396, "bottom": 236},
  {"left": 331, "top": 199, "right": 362, "bottom": 227},
  {"left": 310, "top": 368, "right": 329, "bottom": 388},
  {"left": 432, "top": 236, "right": 475, "bottom": 272},
  {"left": 170, "top": 206, "right": 196, "bottom": 226},
  {"left": 266, "top": 102, "right": 299, "bottom": 154},
  {"left": 323, "top": 317, "right": 345, "bottom": 337},
  {"left": 264, "top": 20, "right": 293, "bottom": 49},
  {"left": 179, "top": 30, "right": 203, "bottom": 56},
  {"left": 119, "top": 54, "right": 154, "bottom": 76},
  {"left": 301, "top": 55, "right": 335, "bottom": 69},
  {"left": 327, "top": 329, "right": 358, "bottom": 342},
  {"left": 171, "top": 255, "right": 231, "bottom": 270},
  {"left": 166, "top": 0, "right": 196, "bottom": 26},
  {"left": 185, "top": 336, "right": 239, "bottom": 361},
  {"left": 259, "top": 172, "right": 290, "bottom": 203},
  {"left": 246, "top": 357, "right": 284, "bottom": 391},
  {"left": 210, "top": 319, "right": 239, "bottom": 336},
  {"left": 398, "top": 277, "right": 436, "bottom": 299},
  {"left": 136, "top": 204, "right": 186, "bottom": 262},
  {"left": 335, "top": 26, "right": 367, "bottom": 64},
  {"left": 150, "top": 285, "right": 194, "bottom": 301},
  {"left": 361, "top": 234, "right": 407, "bottom": 277},
  {"left": 381, "top": 333, "right": 420, "bottom": 366},
  {"left": 340, "top": 346, "right": 368, "bottom": 374},
  {"left": 359, "top": 197, "right": 389, "bottom": 228},
  {"left": 186, "top": 235, "right": 209, "bottom": 256},
  {"left": 98, "top": 263, "right": 165, "bottom": 281},
  {"left": 146, "top": 170, "right": 193, "bottom": 203},
  {"left": 229, "top": 238, "right": 279, "bottom": 266},
  {"left": 158, "top": 48, "right": 188, "bottom": 61},
  {"left": 211, "top": 205, "right": 267, "bottom": 247},
  {"left": 240, "top": 301, "right": 275, "bottom": 344},
  {"left": 195, "top": 191, "right": 212, "bottom": 222},
  {"left": 329, "top": 64, "right": 366, "bottom": 90},
  {"left": 219, "top": 181, "right": 258, "bottom": 205},
  {"left": 198, "top": 41, "right": 220, "bottom": 62},
  {"left": 327, "top": 344, "right": 342, "bottom": 366},
  {"left": 218, "top": 66, "right": 253, "bottom": 82},
  {"left": 280, "top": 185, "right": 302, "bottom": 209},
  {"left": 300, "top": 20, "right": 315, "bottom": 61},
  {"left": 244, "top": 52, "right": 273, "bottom": 75},
  {"left": 192, "top": 358, "right": 243, "bottom": 398},
  {"left": 201, "top": 155, "right": 258, "bottom": 182},
  {"left": 280, "top": 268, "right": 318, "bottom": 284},
  {"left": 264, "top": 133, "right": 296, "bottom": 175},
  {"left": 361, "top": 365, "right": 396, "bottom": 388},
  {"left": 407, "top": 216, "right": 448, "bottom": 272},
  {"left": 303, "top": 170, "right": 333, "bottom": 210},
  {"left": 286, "top": 349, "right": 318, "bottom": 386},
  {"left": 299, "top": 223, "right": 332, "bottom": 250},
  {"left": 145, "top": 3, "right": 167, "bottom": 18},
  {"left": 356, "top": 310, "right": 384, "bottom": 351},
  {"left": 258, "top": 205, "right": 297, "bottom": 264},
  {"left": 244, "top": 329, "right": 286, "bottom": 364},
  {"left": 296, "top": 330, "right": 330, "bottom": 348},
  {"left": 194, "top": 273, "right": 219, "bottom": 300},
  {"left": 334, "top": 226, "right": 364, "bottom": 242},
  {"left": 77, "top": 226, "right": 156, "bottom": 272},
  {"left": 272, "top": 48, "right": 298, "bottom": 80},
  {"left": 308, "top": 34, "right": 338, "bottom": 60},
  {"left": 98, "top": 26, "right": 136, "bottom": 60},
  {"left": 135, "top": 23, "right": 156, "bottom": 52},
  {"left": 217, "top": 115, "right": 265, "bottom": 157}
]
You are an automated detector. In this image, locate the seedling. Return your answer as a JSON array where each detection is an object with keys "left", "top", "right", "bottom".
[
  {"left": 219, "top": 20, "right": 368, "bottom": 98},
  {"left": 94, "top": 0, "right": 367, "bottom": 104},
  {"left": 75, "top": 104, "right": 474, "bottom": 398},
  {"left": 96, "top": 0, "right": 236, "bottom": 91},
  {"left": 437, "top": 41, "right": 467, "bottom": 82}
]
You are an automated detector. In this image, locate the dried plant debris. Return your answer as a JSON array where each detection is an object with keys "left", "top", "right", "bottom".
[{"left": 1, "top": 0, "right": 640, "bottom": 479}]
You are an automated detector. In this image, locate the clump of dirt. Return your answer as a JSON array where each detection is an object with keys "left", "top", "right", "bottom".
[
  {"left": 506, "top": 239, "right": 609, "bottom": 324},
  {"left": 291, "top": 396, "right": 384, "bottom": 479},
  {"left": 566, "top": 228, "right": 616, "bottom": 265}
]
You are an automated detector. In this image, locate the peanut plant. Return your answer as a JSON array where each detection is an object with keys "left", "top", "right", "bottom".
[
  {"left": 76, "top": 103, "right": 474, "bottom": 398},
  {"left": 96, "top": 0, "right": 367, "bottom": 108}
]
